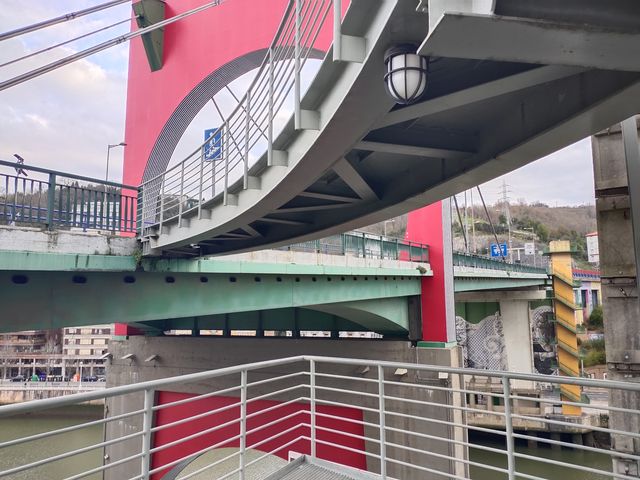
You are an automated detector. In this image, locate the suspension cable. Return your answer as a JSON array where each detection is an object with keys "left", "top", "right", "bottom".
[
  {"left": 452, "top": 195, "right": 468, "bottom": 253},
  {"left": 0, "top": 0, "right": 225, "bottom": 92},
  {"left": 0, "top": 17, "right": 133, "bottom": 69},
  {"left": 0, "top": 0, "right": 131, "bottom": 42},
  {"left": 476, "top": 185, "right": 510, "bottom": 268}
]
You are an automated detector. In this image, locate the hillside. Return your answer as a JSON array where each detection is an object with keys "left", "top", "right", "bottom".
[{"left": 362, "top": 202, "right": 597, "bottom": 265}]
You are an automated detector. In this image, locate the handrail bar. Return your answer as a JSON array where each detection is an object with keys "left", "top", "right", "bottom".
[
  {"left": 0, "top": 160, "right": 139, "bottom": 190},
  {"left": 2, "top": 354, "right": 639, "bottom": 421}
]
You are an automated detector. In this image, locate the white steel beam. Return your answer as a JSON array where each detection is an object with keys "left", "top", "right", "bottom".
[
  {"left": 332, "top": 158, "right": 378, "bottom": 201},
  {"left": 375, "top": 65, "right": 583, "bottom": 129},
  {"left": 419, "top": 13, "right": 640, "bottom": 72},
  {"left": 297, "top": 191, "right": 361, "bottom": 203},
  {"left": 355, "top": 141, "right": 470, "bottom": 160},
  {"left": 276, "top": 203, "right": 352, "bottom": 214}
]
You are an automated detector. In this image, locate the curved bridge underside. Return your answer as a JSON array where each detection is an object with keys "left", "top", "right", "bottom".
[{"left": 143, "top": 0, "right": 640, "bottom": 257}]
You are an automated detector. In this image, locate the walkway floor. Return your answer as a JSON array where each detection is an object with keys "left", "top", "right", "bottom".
[{"left": 266, "top": 456, "right": 375, "bottom": 480}]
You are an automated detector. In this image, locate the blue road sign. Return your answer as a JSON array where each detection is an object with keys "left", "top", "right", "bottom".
[
  {"left": 204, "top": 128, "right": 223, "bottom": 161},
  {"left": 490, "top": 242, "right": 508, "bottom": 258}
]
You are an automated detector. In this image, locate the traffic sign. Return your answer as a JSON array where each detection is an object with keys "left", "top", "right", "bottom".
[
  {"left": 490, "top": 242, "right": 508, "bottom": 258},
  {"left": 524, "top": 242, "right": 535, "bottom": 256},
  {"left": 204, "top": 128, "right": 223, "bottom": 161}
]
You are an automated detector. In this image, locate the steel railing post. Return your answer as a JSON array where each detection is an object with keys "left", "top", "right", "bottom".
[
  {"left": 141, "top": 388, "right": 154, "bottom": 480},
  {"left": 46, "top": 173, "right": 56, "bottom": 230},
  {"left": 333, "top": 0, "right": 342, "bottom": 61},
  {"left": 224, "top": 124, "right": 230, "bottom": 205},
  {"left": 294, "top": 0, "right": 301, "bottom": 129},
  {"left": 244, "top": 91, "right": 250, "bottom": 189},
  {"left": 267, "top": 47, "right": 274, "bottom": 167},
  {"left": 198, "top": 149, "right": 204, "bottom": 220},
  {"left": 502, "top": 376, "right": 515, "bottom": 480},
  {"left": 159, "top": 179, "right": 165, "bottom": 231},
  {"left": 240, "top": 369, "right": 247, "bottom": 480},
  {"left": 178, "top": 162, "right": 184, "bottom": 227},
  {"left": 310, "top": 359, "right": 317, "bottom": 459},
  {"left": 378, "top": 365, "right": 387, "bottom": 479}
]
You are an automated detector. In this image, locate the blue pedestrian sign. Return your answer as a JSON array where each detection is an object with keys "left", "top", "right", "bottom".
[
  {"left": 204, "top": 128, "right": 223, "bottom": 161},
  {"left": 490, "top": 242, "right": 508, "bottom": 258}
]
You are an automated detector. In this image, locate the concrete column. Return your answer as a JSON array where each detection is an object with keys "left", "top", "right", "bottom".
[
  {"left": 592, "top": 118, "right": 640, "bottom": 477},
  {"left": 104, "top": 338, "right": 466, "bottom": 480},
  {"left": 500, "top": 300, "right": 535, "bottom": 389}
]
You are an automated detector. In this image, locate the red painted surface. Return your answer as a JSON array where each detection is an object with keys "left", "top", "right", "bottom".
[
  {"left": 405, "top": 202, "right": 448, "bottom": 342},
  {"left": 123, "top": 0, "right": 343, "bottom": 186},
  {"left": 151, "top": 391, "right": 366, "bottom": 479},
  {"left": 113, "top": 323, "right": 144, "bottom": 336}
]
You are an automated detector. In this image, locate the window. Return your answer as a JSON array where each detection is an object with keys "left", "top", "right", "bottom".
[{"left": 592, "top": 289, "right": 599, "bottom": 307}]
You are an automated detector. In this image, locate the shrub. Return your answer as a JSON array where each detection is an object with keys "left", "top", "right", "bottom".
[{"left": 588, "top": 305, "right": 604, "bottom": 330}]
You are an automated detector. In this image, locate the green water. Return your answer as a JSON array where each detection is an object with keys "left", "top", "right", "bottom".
[
  {"left": 0, "top": 405, "right": 104, "bottom": 480},
  {"left": 469, "top": 434, "right": 612, "bottom": 480}
]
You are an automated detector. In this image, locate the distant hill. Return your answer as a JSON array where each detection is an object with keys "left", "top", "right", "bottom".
[{"left": 362, "top": 202, "right": 597, "bottom": 266}]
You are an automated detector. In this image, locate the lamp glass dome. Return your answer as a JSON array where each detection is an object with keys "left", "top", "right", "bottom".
[{"left": 384, "top": 45, "right": 428, "bottom": 105}]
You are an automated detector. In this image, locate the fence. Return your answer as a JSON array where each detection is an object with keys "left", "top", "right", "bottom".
[
  {"left": 453, "top": 251, "right": 548, "bottom": 275},
  {"left": 0, "top": 160, "right": 138, "bottom": 233},
  {"left": 0, "top": 355, "right": 638, "bottom": 480},
  {"left": 280, "top": 231, "right": 429, "bottom": 262}
]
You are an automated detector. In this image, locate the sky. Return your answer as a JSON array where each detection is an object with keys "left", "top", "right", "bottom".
[{"left": 0, "top": 0, "right": 597, "bottom": 206}]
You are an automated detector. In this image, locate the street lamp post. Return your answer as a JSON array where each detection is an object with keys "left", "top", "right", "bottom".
[{"left": 105, "top": 142, "right": 126, "bottom": 182}]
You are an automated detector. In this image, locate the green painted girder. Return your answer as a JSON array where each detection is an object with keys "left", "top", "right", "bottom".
[
  {"left": 0, "top": 251, "right": 428, "bottom": 278},
  {"left": 133, "top": 305, "right": 413, "bottom": 337},
  {"left": 454, "top": 277, "right": 548, "bottom": 292},
  {"left": 0, "top": 270, "right": 420, "bottom": 333}
]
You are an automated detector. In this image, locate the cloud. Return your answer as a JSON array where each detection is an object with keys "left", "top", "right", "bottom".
[
  {"left": 0, "top": 1, "right": 129, "bottom": 182},
  {"left": 477, "top": 139, "right": 595, "bottom": 206}
]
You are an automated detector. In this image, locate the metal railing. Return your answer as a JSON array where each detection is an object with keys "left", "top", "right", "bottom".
[
  {"left": 280, "top": 231, "right": 429, "bottom": 262},
  {"left": 0, "top": 355, "right": 638, "bottom": 480},
  {"left": 0, "top": 160, "right": 138, "bottom": 233},
  {"left": 138, "top": 0, "right": 340, "bottom": 237},
  {"left": 453, "top": 251, "right": 548, "bottom": 275}
]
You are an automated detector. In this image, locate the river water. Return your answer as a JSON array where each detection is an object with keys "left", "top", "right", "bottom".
[
  {"left": 469, "top": 434, "right": 612, "bottom": 480},
  {"left": 0, "top": 409, "right": 613, "bottom": 479},
  {"left": 0, "top": 405, "right": 104, "bottom": 480}
]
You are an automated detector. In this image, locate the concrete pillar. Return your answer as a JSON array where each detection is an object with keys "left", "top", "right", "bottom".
[
  {"left": 500, "top": 300, "right": 535, "bottom": 389},
  {"left": 527, "top": 432, "right": 538, "bottom": 449},
  {"left": 550, "top": 433, "right": 562, "bottom": 451},
  {"left": 592, "top": 117, "right": 640, "bottom": 477},
  {"left": 104, "top": 338, "right": 466, "bottom": 480},
  {"left": 572, "top": 433, "right": 584, "bottom": 447}
]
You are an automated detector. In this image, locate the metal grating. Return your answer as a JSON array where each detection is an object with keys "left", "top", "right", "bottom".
[{"left": 265, "top": 456, "right": 374, "bottom": 480}]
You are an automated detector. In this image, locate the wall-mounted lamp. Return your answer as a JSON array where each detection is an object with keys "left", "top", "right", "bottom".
[
  {"left": 121, "top": 353, "right": 135, "bottom": 361},
  {"left": 144, "top": 354, "right": 159, "bottom": 363},
  {"left": 384, "top": 44, "right": 428, "bottom": 105},
  {"left": 99, "top": 352, "right": 113, "bottom": 360},
  {"left": 394, "top": 368, "right": 408, "bottom": 377}
]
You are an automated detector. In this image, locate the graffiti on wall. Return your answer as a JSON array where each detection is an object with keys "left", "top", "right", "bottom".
[{"left": 455, "top": 313, "right": 507, "bottom": 370}]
